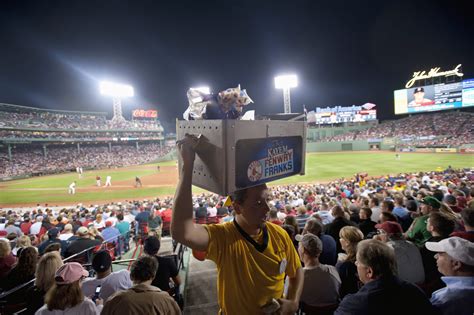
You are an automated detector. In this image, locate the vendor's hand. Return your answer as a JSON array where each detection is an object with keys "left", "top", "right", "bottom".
[
  {"left": 94, "top": 298, "right": 103, "bottom": 306},
  {"left": 276, "top": 298, "right": 298, "bottom": 315},
  {"left": 176, "top": 134, "right": 198, "bottom": 167}
]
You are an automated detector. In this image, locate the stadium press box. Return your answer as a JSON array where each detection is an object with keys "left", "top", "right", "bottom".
[{"left": 176, "top": 120, "right": 306, "bottom": 196}]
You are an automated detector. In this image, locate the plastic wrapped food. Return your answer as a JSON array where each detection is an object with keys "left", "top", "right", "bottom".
[{"left": 184, "top": 85, "right": 253, "bottom": 120}]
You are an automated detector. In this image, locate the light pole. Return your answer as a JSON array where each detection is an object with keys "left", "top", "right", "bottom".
[
  {"left": 274, "top": 74, "right": 298, "bottom": 114},
  {"left": 99, "top": 81, "right": 134, "bottom": 123}
]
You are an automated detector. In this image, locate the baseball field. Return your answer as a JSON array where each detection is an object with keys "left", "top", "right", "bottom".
[{"left": 0, "top": 152, "right": 472, "bottom": 207}]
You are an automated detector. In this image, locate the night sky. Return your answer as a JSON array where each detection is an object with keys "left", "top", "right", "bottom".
[{"left": 1, "top": 0, "right": 473, "bottom": 132}]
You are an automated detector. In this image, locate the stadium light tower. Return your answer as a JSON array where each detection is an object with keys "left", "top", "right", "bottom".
[
  {"left": 99, "top": 81, "right": 134, "bottom": 123},
  {"left": 274, "top": 74, "right": 298, "bottom": 113},
  {"left": 190, "top": 86, "right": 210, "bottom": 94}
]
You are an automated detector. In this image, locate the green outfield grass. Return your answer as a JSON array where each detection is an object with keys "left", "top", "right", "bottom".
[{"left": 0, "top": 152, "right": 472, "bottom": 206}]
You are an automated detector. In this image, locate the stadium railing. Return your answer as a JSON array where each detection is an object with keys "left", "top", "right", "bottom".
[{"left": 0, "top": 231, "right": 189, "bottom": 314}]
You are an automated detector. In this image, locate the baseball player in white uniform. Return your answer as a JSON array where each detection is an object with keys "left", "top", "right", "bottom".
[
  {"left": 105, "top": 175, "right": 112, "bottom": 187},
  {"left": 68, "top": 181, "right": 76, "bottom": 194}
]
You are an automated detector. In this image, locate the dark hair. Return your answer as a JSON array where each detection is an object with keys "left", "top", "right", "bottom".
[
  {"left": 116, "top": 213, "right": 124, "bottom": 221},
  {"left": 357, "top": 239, "right": 397, "bottom": 278},
  {"left": 380, "top": 212, "right": 398, "bottom": 223},
  {"left": 382, "top": 200, "right": 394, "bottom": 212},
  {"left": 461, "top": 208, "right": 474, "bottom": 227},
  {"left": 370, "top": 197, "right": 380, "bottom": 207},
  {"left": 268, "top": 209, "right": 278, "bottom": 219},
  {"left": 304, "top": 219, "right": 323, "bottom": 237},
  {"left": 15, "top": 246, "right": 38, "bottom": 277},
  {"left": 231, "top": 188, "right": 249, "bottom": 205},
  {"left": 406, "top": 200, "right": 418, "bottom": 212},
  {"left": 443, "top": 194, "right": 456, "bottom": 205},
  {"left": 130, "top": 255, "right": 158, "bottom": 283},
  {"left": 282, "top": 224, "right": 295, "bottom": 238},
  {"left": 429, "top": 212, "right": 455, "bottom": 237},
  {"left": 432, "top": 190, "right": 444, "bottom": 202},
  {"left": 360, "top": 207, "right": 372, "bottom": 218},
  {"left": 44, "top": 243, "right": 62, "bottom": 254}
]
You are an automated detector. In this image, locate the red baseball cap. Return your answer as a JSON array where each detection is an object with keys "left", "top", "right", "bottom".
[
  {"left": 375, "top": 221, "right": 403, "bottom": 235},
  {"left": 55, "top": 262, "right": 88, "bottom": 284},
  {"left": 105, "top": 221, "right": 112, "bottom": 227}
]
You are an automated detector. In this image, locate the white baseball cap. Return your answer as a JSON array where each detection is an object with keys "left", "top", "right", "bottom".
[{"left": 425, "top": 237, "right": 474, "bottom": 266}]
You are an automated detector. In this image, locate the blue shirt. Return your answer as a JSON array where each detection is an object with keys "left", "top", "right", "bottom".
[
  {"left": 393, "top": 206, "right": 410, "bottom": 219},
  {"left": 101, "top": 227, "right": 121, "bottom": 243},
  {"left": 430, "top": 276, "right": 474, "bottom": 315}
]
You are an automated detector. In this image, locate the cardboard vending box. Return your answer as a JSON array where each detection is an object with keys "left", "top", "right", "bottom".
[{"left": 176, "top": 119, "right": 306, "bottom": 196}]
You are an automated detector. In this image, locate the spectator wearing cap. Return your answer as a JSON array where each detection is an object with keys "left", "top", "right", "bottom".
[
  {"left": 64, "top": 227, "right": 101, "bottom": 263},
  {"left": 144, "top": 236, "right": 181, "bottom": 292},
  {"left": 406, "top": 196, "right": 441, "bottom": 247},
  {"left": 325, "top": 205, "right": 355, "bottom": 254},
  {"left": 101, "top": 221, "right": 121, "bottom": 244},
  {"left": 337, "top": 226, "right": 364, "bottom": 298},
  {"left": 358, "top": 207, "right": 377, "bottom": 238},
  {"left": 375, "top": 221, "right": 425, "bottom": 284},
  {"left": 37, "top": 228, "right": 67, "bottom": 256},
  {"left": 36, "top": 262, "right": 102, "bottom": 315},
  {"left": 101, "top": 255, "right": 181, "bottom": 315},
  {"left": 58, "top": 224, "right": 74, "bottom": 241},
  {"left": 335, "top": 239, "right": 435, "bottom": 315},
  {"left": 419, "top": 212, "right": 456, "bottom": 296},
  {"left": 297, "top": 233, "right": 341, "bottom": 309},
  {"left": 450, "top": 208, "right": 474, "bottom": 242},
  {"left": 426, "top": 237, "right": 474, "bottom": 315},
  {"left": 82, "top": 250, "right": 132, "bottom": 302},
  {"left": 301, "top": 219, "right": 337, "bottom": 266}
]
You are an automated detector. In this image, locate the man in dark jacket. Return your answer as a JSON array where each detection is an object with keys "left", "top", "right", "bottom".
[
  {"left": 335, "top": 239, "right": 435, "bottom": 315},
  {"left": 324, "top": 205, "right": 354, "bottom": 253},
  {"left": 358, "top": 207, "right": 377, "bottom": 238},
  {"left": 64, "top": 226, "right": 101, "bottom": 262},
  {"left": 37, "top": 228, "right": 67, "bottom": 255}
]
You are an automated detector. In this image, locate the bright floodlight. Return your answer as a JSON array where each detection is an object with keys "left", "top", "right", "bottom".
[
  {"left": 191, "top": 86, "right": 210, "bottom": 94},
  {"left": 274, "top": 74, "right": 298, "bottom": 89},
  {"left": 100, "top": 81, "right": 134, "bottom": 98}
]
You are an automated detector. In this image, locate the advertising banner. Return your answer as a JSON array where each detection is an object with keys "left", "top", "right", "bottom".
[
  {"left": 132, "top": 109, "right": 158, "bottom": 118},
  {"left": 235, "top": 136, "right": 303, "bottom": 189},
  {"left": 435, "top": 148, "right": 457, "bottom": 153}
]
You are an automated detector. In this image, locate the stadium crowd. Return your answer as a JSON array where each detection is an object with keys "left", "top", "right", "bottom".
[
  {"left": 326, "top": 111, "right": 474, "bottom": 146},
  {"left": 0, "top": 143, "right": 172, "bottom": 178},
  {"left": 0, "top": 167, "right": 473, "bottom": 314},
  {"left": 0, "top": 110, "right": 163, "bottom": 131},
  {"left": 0, "top": 130, "right": 163, "bottom": 140}
]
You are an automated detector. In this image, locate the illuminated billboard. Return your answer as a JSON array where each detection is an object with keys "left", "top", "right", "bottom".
[
  {"left": 307, "top": 103, "right": 377, "bottom": 124},
  {"left": 394, "top": 79, "right": 474, "bottom": 114},
  {"left": 132, "top": 109, "right": 158, "bottom": 118}
]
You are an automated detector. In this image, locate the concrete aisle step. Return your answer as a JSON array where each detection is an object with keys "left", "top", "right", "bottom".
[{"left": 183, "top": 256, "right": 219, "bottom": 315}]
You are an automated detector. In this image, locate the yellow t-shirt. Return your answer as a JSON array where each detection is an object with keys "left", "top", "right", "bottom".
[{"left": 204, "top": 221, "right": 301, "bottom": 315}]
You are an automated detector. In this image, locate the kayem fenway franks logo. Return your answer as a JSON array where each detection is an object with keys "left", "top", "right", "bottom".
[
  {"left": 247, "top": 145, "right": 294, "bottom": 182},
  {"left": 405, "top": 64, "right": 463, "bottom": 88}
]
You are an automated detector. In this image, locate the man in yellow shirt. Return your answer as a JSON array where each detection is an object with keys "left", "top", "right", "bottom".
[{"left": 172, "top": 134, "right": 303, "bottom": 315}]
